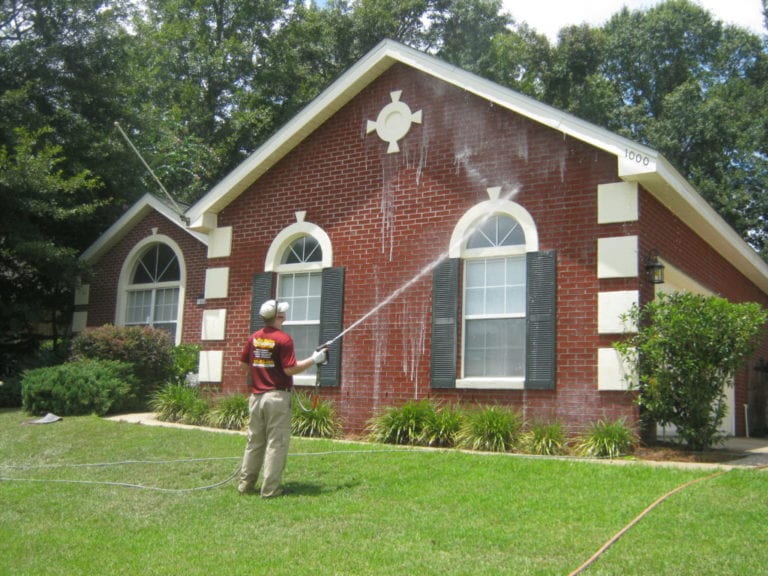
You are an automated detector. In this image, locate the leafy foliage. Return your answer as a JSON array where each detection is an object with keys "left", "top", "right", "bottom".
[
  {"left": 149, "top": 383, "right": 209, "bottom": 425},
  {"left": 291, "top": 392, "right": 342, "bottom": 438},
  {"left": 21, "top": 359, "right": 138, "bottom": 416},
  {"left": 70, "top": 325, "right": 176, "bottom": 406},
  {"left": 615, "top": 292, "right": 767, "bottom": 450},
  {"left": 419, "top": 402, "right": 463, "bottom": 447},
  {"left": 366, "top": 399, "right": 436, "bottom": 445},
  {"left": 456, "top": 404, "right": 523, "bottom": 452},
  {"left": 575, "top": 418, "right": 637, "bottom": 458},
  {"left": 208, "top": 394, "right": 249, "bottom": 431},
  {"left": 522, "top": 421, "right": 568, "bottom": 456}
]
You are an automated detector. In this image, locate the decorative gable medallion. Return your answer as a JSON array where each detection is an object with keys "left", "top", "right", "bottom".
[{"left": 366, "top": 90, "right": 422, "bottom": 153}]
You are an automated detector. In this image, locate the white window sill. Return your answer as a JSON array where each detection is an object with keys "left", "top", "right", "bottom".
[{"left": 456, "top": 378, "right": 525, "bottom": 390}]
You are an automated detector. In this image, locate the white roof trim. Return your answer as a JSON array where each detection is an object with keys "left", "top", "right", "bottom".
[
  {"left": 182, "top": 38, "right": 768, "bottom": 294},
  {"left": 81, "top": 194, "right": 207, "bottom": 263}
]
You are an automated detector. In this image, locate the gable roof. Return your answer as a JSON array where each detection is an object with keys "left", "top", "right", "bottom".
[
  {"left": 178, "top": 39, "right": 768, "bottom": 294},
  {"left": 81, "top": 193, "right": 207, "bottom": 263}
]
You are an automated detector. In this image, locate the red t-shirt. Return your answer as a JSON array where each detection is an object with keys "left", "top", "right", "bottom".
[{"left": 240, "top": 326, "right": 298, "bottom": 393}]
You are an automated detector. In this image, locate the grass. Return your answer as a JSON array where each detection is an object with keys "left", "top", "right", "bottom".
[{"left": 1, "top": 409, "right": 766, "bottom": 575}]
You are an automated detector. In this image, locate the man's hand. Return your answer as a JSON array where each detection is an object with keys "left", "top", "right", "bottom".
[{"left": 311, "top": 347, "right": 328, "bottom": 365}]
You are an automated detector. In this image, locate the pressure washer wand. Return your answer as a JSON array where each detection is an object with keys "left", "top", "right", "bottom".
[{"left": 315, "top": 340, "right": 334, "bottom": 366}]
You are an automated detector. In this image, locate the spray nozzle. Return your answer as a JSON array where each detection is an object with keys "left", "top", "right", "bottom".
[{"left": 315, "top": 341, "right": 333, "bottom": 366}]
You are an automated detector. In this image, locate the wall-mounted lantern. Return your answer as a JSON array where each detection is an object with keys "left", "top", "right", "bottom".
[{"left": 644, "top": 250, "right": 665, "bottom": 284}]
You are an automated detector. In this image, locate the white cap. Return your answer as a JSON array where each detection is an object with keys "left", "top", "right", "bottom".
[{"left": 259, "top": 299, "right": 289, "bottom": 320}]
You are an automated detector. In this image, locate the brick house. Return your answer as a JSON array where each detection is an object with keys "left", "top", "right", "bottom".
[{"left": 77, "top": 40, "right": 768, "bottom": 436}]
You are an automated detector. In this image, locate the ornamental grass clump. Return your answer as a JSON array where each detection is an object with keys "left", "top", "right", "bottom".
[
  {"left": 419, "top": 403, "right": 463, "bottom": 447},
  {"left": 456, "top": 404, "right": 523, "bottom": 452},
  {"left": 366, "top": 399, "right": 436, "bottom": 445},
  {"left": 150, "top": 384, "right": 209, "bottom": 425},
  {"left": 522, "top": 421, "right": 568, "bottom": 456},
  {"left": 292, "top": 392, "right": 342, "bottom": 438},
  {"left": 575, "top": 418, "right": 636, "bottom": 458},
  {"left": 208, "top": 394, "right": 249, "bottom": 430}
]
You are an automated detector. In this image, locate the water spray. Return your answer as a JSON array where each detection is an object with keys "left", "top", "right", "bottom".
[{"left": 320, "top": 185, "right": 521, "bottom": 350}]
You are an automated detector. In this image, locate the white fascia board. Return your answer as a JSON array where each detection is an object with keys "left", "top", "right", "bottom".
[
  {"left": 80, "top": 194, "right": 208, "bottom": 263},
  {"left": 629, "top": 157, "right": 768, "bottom": 293}
]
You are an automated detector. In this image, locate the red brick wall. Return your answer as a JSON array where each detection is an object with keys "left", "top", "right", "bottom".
[
  {"left": 84, "top": 210, "right": 208, "bottom": 345},
  {"left": 211, "top": 64, "right": 644, "bottom": 433}
]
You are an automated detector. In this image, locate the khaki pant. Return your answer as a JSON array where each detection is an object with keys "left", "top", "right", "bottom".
[{"left": 238, "top": 390, "right": 291, "bottom": 497}]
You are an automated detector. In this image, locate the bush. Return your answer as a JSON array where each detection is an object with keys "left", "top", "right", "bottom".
[
  {"left": 419, "top": 403, "right": 463, "bottom": 447},
  {"left": 208, "top": 394, "right": 249, "bottom": 430},
  {"left": 456, "top": 405, "right": 523, "bottom": 452},
  {"left": 171, "top": 344, "right": 200, "bottom": 385},
  {"left": 615, "top": 293, "right": 768, "bottom": 450},
  {"left": 522, "top": 421, "right": 569, "bottom": 456},
  {"left": 21, "top": 360, "right": 138, "bottom": 416},
  {"left": 0, "top": 340, "right": 70, "bottom": 408},
  {"left": 366, "top": 399, "right": 436, "bottom": 445},
  {"left": 70, "top": 325, "right": 175, "bottom": 407},
  {"left": 150, "top": 384, "right": 209, "bottom": 425},
  {"left": 292, "top": 392, "right": 342, "bottom": 438},
  {"left": 575, "top": 418, "right": 636, "bottom": 458}
]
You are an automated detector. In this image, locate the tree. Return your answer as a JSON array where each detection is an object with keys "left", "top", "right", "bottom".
[
  {"left": 0, "top": 128, "right": 105, "bottom": 350},
  {"left": 614, "top": 292, "right": 767, "bottom": 451}
]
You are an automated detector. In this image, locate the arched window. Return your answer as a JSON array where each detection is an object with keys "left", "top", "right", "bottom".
[
  {"left": 124, "top": 242, "right": 182, "bottom": 340},
  {"left": 463, "top": 215, "right": 527, "bottom": 379},
  {"left": 277, "top": 235, "right": 323, "bottom": 377}
]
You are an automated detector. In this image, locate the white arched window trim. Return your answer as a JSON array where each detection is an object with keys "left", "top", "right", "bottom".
[
  {"left": 449, "top": 198, "right": 539, "bottom": 258},
  {"left": 265, "top": 220, "right": 333, "bottom": 272},
  {"left": 450, "top": 197, "right": 539, "bottom": 390},
  {"left": 116, "top": 234, "right": 187, "bottom": 345}
]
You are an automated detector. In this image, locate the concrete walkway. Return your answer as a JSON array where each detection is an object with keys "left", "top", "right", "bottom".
[{"left": 105, "top": 412, "right": 768, "bottom": 469}]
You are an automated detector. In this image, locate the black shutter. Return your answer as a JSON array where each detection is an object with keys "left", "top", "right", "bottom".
[
  {"left": 250, "top": 272, "right": 274, "bottom": 333},
  {"left": 318, "top": 267, "right": 344, "bottom": 387},
  {"left": 525, "top": 251, "right": 557, "bottom": 390},
  {"left": 430, "top": 258, "right": 459, "bottom": 388}
]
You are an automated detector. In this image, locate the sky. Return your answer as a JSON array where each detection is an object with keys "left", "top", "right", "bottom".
[{"left": 502, "top": 0, "right": 765, "bottom": 42}]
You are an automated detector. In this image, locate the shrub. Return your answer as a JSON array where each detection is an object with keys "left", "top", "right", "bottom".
[
  {"left": 208, "top": 394, "right": 249, "bottom": 430},
  {"left": 171, "top": 344, "right": 201, "bottom": 385},
  {"left": 70, "top": 325, "right": 175, "bottom": 407},
  {"left": 522, "top": 421, "right": 568, "bottom": 456},
  {"left": 1, "top": 340, "right": 70, "bottom": 408},
  {"left": 615, "top": 293, "right": 768, "bottom": 450},
  {"left": 150, "top": 384, "right": 209, "bottom": 425},
  {"left": 419, "top": 403, "right": 463, "bottom": 447},
  {"left": 21, "top": 359, "right": 138, "bottom": 416},
  {"left": 456, "top": 405, "right": 523, "bottom": 452},
  {"left": 292, "top": 392, "right": 342, "bottom": 438},
  {"left": 575, "top": 419, "right": 636, "bottom": 458},
  {"left": 366, "top": 399, "right": 436, "bottom": 445}
]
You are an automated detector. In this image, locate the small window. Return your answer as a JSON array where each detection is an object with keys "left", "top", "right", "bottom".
[{"left": 282, "top": 236, "right": 322, "bottom": 264}]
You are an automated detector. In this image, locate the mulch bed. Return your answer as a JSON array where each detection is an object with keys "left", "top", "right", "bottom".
[{"left": 633, "top": 442, "right": 747, "bottom": 464}]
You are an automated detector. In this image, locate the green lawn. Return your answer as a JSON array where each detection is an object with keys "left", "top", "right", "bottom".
[{"left": 0, "top": 409, "right": 765, "bottom": 575}]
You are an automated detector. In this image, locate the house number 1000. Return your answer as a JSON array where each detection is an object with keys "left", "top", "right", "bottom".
[{"left": 625, "top": 148, "right": 651, "bottom": 167}]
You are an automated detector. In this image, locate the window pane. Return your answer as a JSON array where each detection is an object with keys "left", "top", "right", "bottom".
[
  {"left": 283, "top": 324, "right": 320, "bottom": 376},
  {"left": 283, "top": 236, "right": 322, "bottom": 264},
  {"left": 278, "top": 272, "right": 322, "bottom": 322},
  {"left": 132, "top": 244, "right": 180, "bottom": 284},
  {"left": 126, "top": 291, "right": 152, "bottom": 324},
  {"left": 466, "top": 215, "right": 525, "bottom": 249},
  {"left": 464, "top": 318, "right": 525, "bottom": 377},
  {"left": 154, "top": 288, "right": 179, "bottom": 322}
]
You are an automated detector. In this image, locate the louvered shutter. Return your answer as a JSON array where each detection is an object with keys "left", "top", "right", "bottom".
[
  {"left": 525, "top": 251, "right": 557, "bottom": 389},
  {"left": 430, "top": 258, "right": 459, "bottom": 388},
  {"left": 250, "top": 272, "right": 274, "bottom": 333},
  {"left": 318, "top": 267, "right": 344, "bottom": 387}
]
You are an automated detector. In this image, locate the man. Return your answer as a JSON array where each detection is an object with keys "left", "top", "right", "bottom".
[{"left": 238, "top": 299, "right": 327, "bottom": 497}]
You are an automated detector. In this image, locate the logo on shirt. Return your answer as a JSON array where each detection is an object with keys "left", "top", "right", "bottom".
[{"left": 252, "top": 337, "right": 276, "bottom": 368}]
